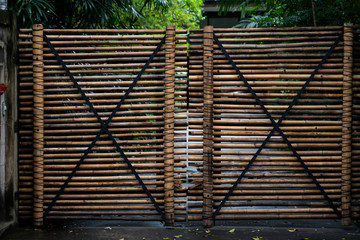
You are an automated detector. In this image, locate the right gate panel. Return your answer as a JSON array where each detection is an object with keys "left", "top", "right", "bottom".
[{"left": 189, "top": 26, "right": 345, "bottom": 220}]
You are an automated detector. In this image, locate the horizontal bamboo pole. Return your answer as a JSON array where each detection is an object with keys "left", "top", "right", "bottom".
[
  {"left": 19, "top": 40, "right": 187, "bottom": 46},
  {"left": 209, "top": 58, "right": 343, "bottom": 64},
  {"left": 190, "top": 69, "right": 343, "bottom": 75},
  {"left": 188, "top": 195, "right": 341, "bottom": 201},
  {"left": 214, "top": 46, "right": 344, "bottom": 54},
  {"left": 212, "top": 104, "right": 342, "bottom": 110},
  {"left": 19, "top": 34, "right": 166, "bottom": 40},
  {"left": 22, "top": 73, "right": 183, "bottom": 81},
  {"left": 21, "top": 163, "right": 185, "bottom": 170},
  {"left": 190, "top": 86, "right": 344, "bottom": 91},
  {"left": 212, "top": 178, "right": 341, "bottom": 184},
  {"left": 212, "top": 26, "right": 343, "bottom": 32},
  {"left": 21, "top": 180, "right": 166, "bottom": 187},
  {"left": 47, "top": 206, "right": 185, "bottom": 211},
  {"left": 20, "top": 56, "right": 187, "bottom": 64},
  {"left": 212, "top": 52, "right": 343, "bottom": 59},
  {"left": 19, "top": 45, "right": 186, "bottom": 52},
  {"left": 212, "top": 131, "right": 342, "bottom": 137},
  {"left": 188, "top": 214, "right": 338, "bottom": 221},
  {"left": 191, "top": 74, "right": 343, "bottom": 81},
  {"left": 18, "top": 214, "right": 167, "bottom": 221},
  {"left": 45, "top": 210, "right": 164, "bottom": 215},
  {"left": 190, "top": 189, "right": 341, "bottom": 195},
  {"left": 211, "top": 119, "right": 341, "bottom": 126},
  {"left": 211, "top": 183, "right": 340, "bottom": 188},
  {"left": 212, "top": 156, "right": 341, "bottom": 161},
  {"left": 21, "top": 175, "right": 185, "bottom": 182},
  {"left": 190, "top": 36, "right": 341, "bottom": 43},
  {"left": 209, "top": 167, "right": 342, "bottom": 172},
  {"left": 190, "top": 41, "right": 340, "bottom": 49},
  {"left": 189, "top": 201, "right": 336, "bottom": 207},
  {"left": 19, "top": 169, "right": 168, "bottom": 175},
  {"left": 20, "top": 68, "right": 187, "bottom": 75},
  {"left": 21, "top": 29, "right": 167, "bottom": 33},
  {"left": 191, "top": 208, "right": 337, "bottom": 214},
  {"left": 189, "top": 125, "right": 342, "bottom": 131},
  {"left": 215, "top": 31, "right": 342, "bottom": 36},
  {"left": 20, "top": 186, "right": 167, "bottom": 193},
  {"left": 212, "top": 161, "right": 340, "bottom": 167},
  {"left": 19, "top": 62, "right": 186, "bottom": 70},
  {"left": 212, "top": 137, "right": 341, "bottom": 143}
]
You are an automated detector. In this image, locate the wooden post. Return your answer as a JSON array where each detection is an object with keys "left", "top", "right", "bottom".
[
  {"left": 202, "top": 25, "right": 214, "bottom": 228},
  {"left": 32, "top": 24, "right": 44, "bottom": 227},
  {"left": 164, "top": 26, "right": 175, "bottom": 226},
  {"left": 341, "top": 23, "right": 353, "bottom": 226}
]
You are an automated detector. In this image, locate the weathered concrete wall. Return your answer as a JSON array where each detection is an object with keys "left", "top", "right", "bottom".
[{"left": 0, "top": 10, "right": 17, "bottom": 225}]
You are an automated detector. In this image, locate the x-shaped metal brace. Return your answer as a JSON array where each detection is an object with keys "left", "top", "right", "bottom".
[
  {"left": 212, "top": 32, "right": 344, "bottom": 221},
  {"left": 43, "top": 34, "right": 166, "bottom": 220}
]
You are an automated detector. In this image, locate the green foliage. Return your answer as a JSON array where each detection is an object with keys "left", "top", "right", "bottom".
[
  {"left": 16, "top": 0, "right": 55, "bottom": 27},
  {"left": 133, "top": 0, "right": 204, "bottom": 29},
  {"left": 219, "top": 0, "right": 360, "bottom": 28},
  {"left": 12, "top": 0, "right": 203, "bottom": 29}
]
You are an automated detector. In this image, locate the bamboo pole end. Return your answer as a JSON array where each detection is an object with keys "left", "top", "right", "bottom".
[{"left": 33, "top": 24, "right": 43, "bottom": 30}]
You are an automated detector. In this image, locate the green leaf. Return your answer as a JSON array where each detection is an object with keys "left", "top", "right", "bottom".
[{"left": 229, "top": 229, "right": 236, "bottom": 233}]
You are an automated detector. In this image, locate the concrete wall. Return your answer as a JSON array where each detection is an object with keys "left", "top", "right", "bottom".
[{"left": 0, "top": 9, "right": 17, "bottom": 228}]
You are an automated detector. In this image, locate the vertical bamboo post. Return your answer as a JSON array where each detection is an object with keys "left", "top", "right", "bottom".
[
  {"left": 202, "top": 25, "right": 214, "bottom": 228},
  {"left": 164, "top": 26, "right": 175, "bottom": 226},
  {"left": 32, "top": 24, "right": 44, "bottom": 227},
  {"left": 341, "top": 23, "right": 353, "bottom": 226}
]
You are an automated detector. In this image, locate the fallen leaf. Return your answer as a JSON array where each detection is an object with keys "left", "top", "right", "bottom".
[
  {"left": 174, "top": 235, "right": 183, "bottom": 239},
  {"left": 229, "top": 228, "right": 236, "bottom": 233},
  {"left": 252, "top": 237, "right": 262, "bottom": 240},
  {"left": 163, "top": 238, "right": 170, "bottom": 240},
  {"left": 69, "top": 230, "right": 73, "bottom": 233},
  {"left": 173, "top": 224, "right": 182, "bottom": 227},
  {"left": 118, "top": 238, "right": 124, "bottom": 240},
  {"left": 205, "top": 230, "right": 211, "bottom": 234},
  {"left": 288, "top": 229, "right": 297, "bottom": 232}
]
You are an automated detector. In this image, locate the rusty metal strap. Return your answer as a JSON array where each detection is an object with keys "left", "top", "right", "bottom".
[
  {"left": 212, "top": 32, "right": 344, "bottom": 221},
  {"left": 43, "top": 33, "right": 166, "bottom": 220}
]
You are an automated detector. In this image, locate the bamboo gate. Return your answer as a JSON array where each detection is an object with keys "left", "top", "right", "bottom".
[{"left": 17, "top": 24, "right": 360, "bottom": 227}]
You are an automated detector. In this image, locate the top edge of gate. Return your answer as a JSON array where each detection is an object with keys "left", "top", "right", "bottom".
[
  {"left": 19, "top": 25, "right": 350, "bottom": 34},
  {"left": 19, "top": 28, "right": 188, "bottom": 34}
]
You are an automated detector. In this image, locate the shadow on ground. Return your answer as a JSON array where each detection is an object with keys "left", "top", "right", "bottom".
[{"left": 2, "top": 219, "right": 360, "bottom": 240}]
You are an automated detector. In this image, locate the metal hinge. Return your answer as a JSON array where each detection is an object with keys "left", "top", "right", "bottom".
[
  {"left": 14, "top": 121, "right": 18, "bottom": 133},
  {"left": 14, "top": 191, "right": 19, "bottom": 200},
  {"left": 1, "top": 102, "right": 6, "bottom": 116}
]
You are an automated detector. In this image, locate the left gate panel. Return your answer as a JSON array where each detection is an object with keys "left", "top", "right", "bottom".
[{"left": 18, "top": 28, "right": 186, "bottom": 223}]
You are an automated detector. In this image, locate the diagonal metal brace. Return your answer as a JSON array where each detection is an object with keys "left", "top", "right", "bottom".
[
  {"left": 43, "top": 33, "right": 166, "bottom": 220},
  {"left": 212, "top": 32, "right": 344, "bottom": 220}
]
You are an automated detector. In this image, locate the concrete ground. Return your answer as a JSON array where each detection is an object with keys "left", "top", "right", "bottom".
[{"left": 2, "top": 219, "right": 360, "bottom": 240}]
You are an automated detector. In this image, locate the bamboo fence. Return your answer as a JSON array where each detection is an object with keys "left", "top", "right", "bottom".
[{"left": 17, "top": 24, "right": 359, "bottom": 227}]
